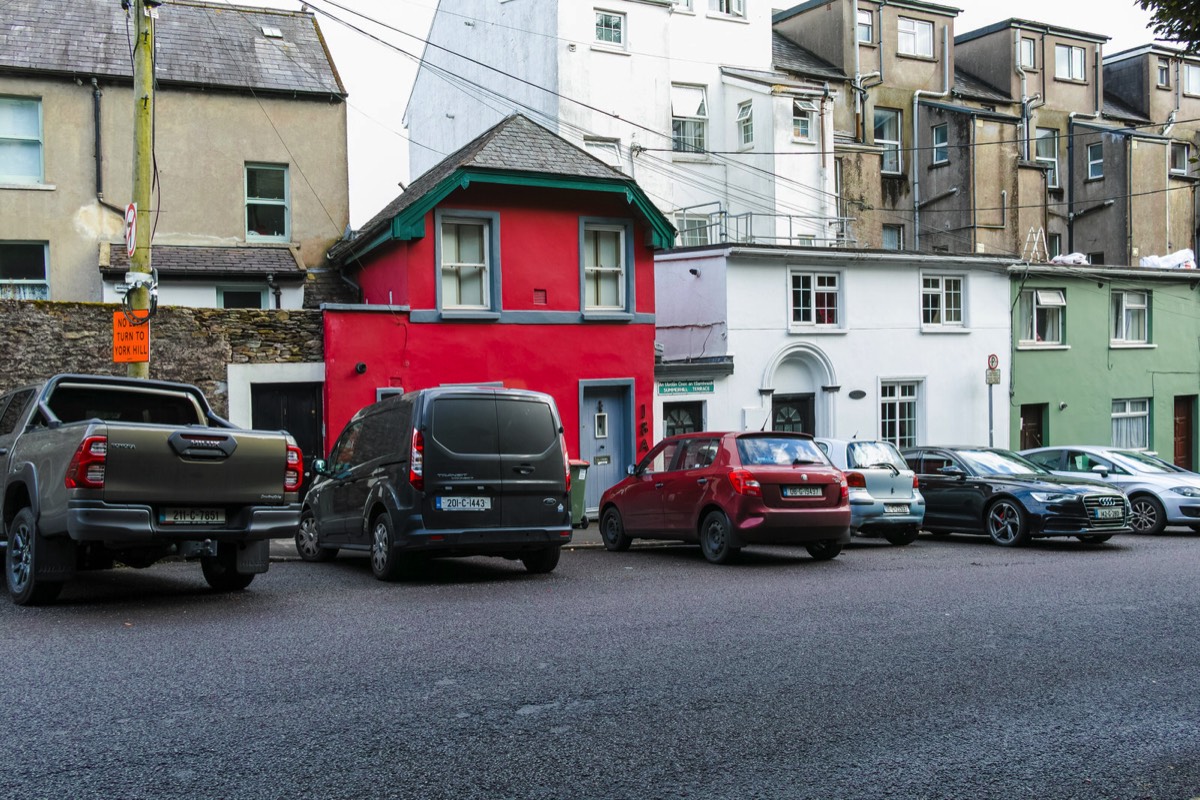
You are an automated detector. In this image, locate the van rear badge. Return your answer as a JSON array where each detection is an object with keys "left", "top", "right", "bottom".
[{"left": 543, "top": 498, "right": 557, "bottom": 506}]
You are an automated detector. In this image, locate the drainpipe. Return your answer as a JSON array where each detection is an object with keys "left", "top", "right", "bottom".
[
  {"left": 852, "top": 0, "right": 885, "bottom": 142},
  {"left": 912, "top": 24, "right": 951, "bottom": 250},
  {"left": 1015, "top": 31, "right": 1030, "bottom": 160},
  {"left": 1162, "top": 59, "right": 1182, "bottom": 252},
  {"left": 89, "top": 78, "right": 125, "bottom": 218}
]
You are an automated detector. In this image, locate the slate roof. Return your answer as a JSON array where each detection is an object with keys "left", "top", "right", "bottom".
[
  {"left": 952, "top": 67, "right": 1012, "bottom": 104},
  {"left": 332, "top": 114, "right": 638, "bottom": 262},
  {"left": 0, "top": 0, "right": 345, "bottom": 97},
  {"left": 722, "top": 66, "right": 828, "bottom": 91},
  {"left": 1103, "top": 93, "right": 1152, "bottom": 125},
  {"left": 101, "top": 244, "right": 305, "bottom": 279},
  {"left": 771, "top": 33, "right": 846, "bottom": 82}
]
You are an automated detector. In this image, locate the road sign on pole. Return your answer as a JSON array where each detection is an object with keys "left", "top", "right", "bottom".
[{"left": 124, "top": 203, "right": 137, "bottom": 258}]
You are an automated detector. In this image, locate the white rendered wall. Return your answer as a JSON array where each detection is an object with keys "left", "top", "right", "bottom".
[{"left": 100, "top": 281, "right": 304, "bottom": 309}]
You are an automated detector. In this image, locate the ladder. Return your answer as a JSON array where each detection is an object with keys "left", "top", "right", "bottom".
[{"left": 1022, "top": 227, "right": 1049, "bottom": 263}]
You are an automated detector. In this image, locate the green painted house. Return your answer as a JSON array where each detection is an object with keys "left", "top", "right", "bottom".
[{"left": 1009, "top": 263, "right": 1200, "bottom": 469}]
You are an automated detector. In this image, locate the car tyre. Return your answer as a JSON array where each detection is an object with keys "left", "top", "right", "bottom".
[
  {"left": 805, "top": 540, "right": 843, "bottom": 560},
  {"left": 699, "top": 510, "right": 740, "bottom": 565},
  {"left": 521, "top": 547, "right": 561, "bottom": 574},
  {"left": 295, "top": 509, "right": 338, "bottom": 562},
  {"left": 883, "top": 527, "right": 920, "bottom": 546},
  {"left": 986, "top": 499, "right": 1030, "bottom": 547},
  {"left": 600, "top": 507, "right": 632, "bottom": 552},
  {"left": 5, "top": 508, "right": 64, "bottom": 606},
  {"left": 1129, "top": 494, "right": 1167, "bottom": 535},
  {"left": 200, "top": 544, "right": 255, "bottom": 592},
  {"left": 370, "top": 513, "right": 412, "bottom": 582}
]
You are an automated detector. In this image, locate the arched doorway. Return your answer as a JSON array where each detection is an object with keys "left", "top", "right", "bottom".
[{"left": 761, "top": 344, "right": 836, "bottom": 436}]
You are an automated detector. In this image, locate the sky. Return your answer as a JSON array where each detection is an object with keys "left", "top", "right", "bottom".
[{"left": 238, "top": 0, "right": 1164, "bottom": 227}]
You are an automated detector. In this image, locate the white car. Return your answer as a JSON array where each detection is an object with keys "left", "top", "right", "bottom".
[
  {"left": 1019, "top": 446, "right": 1200, "bottom": 534},
  {"left": 815, "top": 438, "right": 925, "bottom": 545}
]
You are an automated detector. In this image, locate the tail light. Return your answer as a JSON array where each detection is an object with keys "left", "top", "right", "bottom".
[
  {"left": 728, "top": 469, "right": 762, "bottom": 497},
  {"left": 839, "top": 474, "right": 849, "bottom": 502},
  {"left": 844, "top": 471, "right": 866, "bottom": 488},
  {"left": 409, "top": 428, "right": 425, "bottom": 491},
  {"left": 912, "top": 475, "right": 920, "bottom": 489},
  {"left": 66, "top": 436, "right": 108, "bottom": 489},
  {"left": 561, "top": 435, "right": 571, "bottom": 494},
  {"left": 284, "top": 445, "right": 303, "bottom": 492}
]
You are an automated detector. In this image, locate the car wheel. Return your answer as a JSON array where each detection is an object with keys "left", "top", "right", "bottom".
[
  {"left": 521, "top": 547, "right": 561, "bottom": 574},
  {"left": 883, "top": 527, "right": 920, "bottom": 546},
  {"left": 986, "top": 499, "right": 1029, "bottom": 547},
  {"left": 200, "top": 544, "right": 255, "bottom": 592},
  {"left": 370, "top": 513, "right": 412, "bottom": 582},
  {"left": 295, "top": 510, "right": 338, "bottom": 562},
  {"left": 805, "top": 540, "right": 843, "bottom": 560},
  {"left": 1129, "top": 495, "right": 1167, "bottom": 535},
  {"left": 600, "top": 507, "right": 632, "bottom": 552},
  {"left": 5, "top": 508, "right": 64, "bottom": 606},
  {"left": 1077, "top": 535, "right": 1113, "bottom": 544},
  {"left": 698, "top": 510, "right": 739, "bottom": 564}
]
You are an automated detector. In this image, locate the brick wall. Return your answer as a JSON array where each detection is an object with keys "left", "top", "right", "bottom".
[{"left": 0, "top": 301, "right": 324, "bottom": 417}]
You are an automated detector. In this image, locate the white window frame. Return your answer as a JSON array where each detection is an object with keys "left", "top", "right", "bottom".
[
  {"left": 1158, "top": 57, "right": 1171, "bottom": 88},
  {"left": 440, "top": 216, "right": 493, "bottom": 311},
  {"left": 671, "top": 84, "right": 708, "bottom": 154},
  {"left": 710, "top": 0, "right": 745, "bottom": 18},
  {"left": 1019, "top": 288, "right": 1066, "bottom": 346},
  {"left": 582, "top": 222, "right": 626, "bottom": 311},
  {"left": 1112, "top": 290, "right": 1148, "bottom": 344},
  {"left": 736, "top": 101, "right": 754, "bottom": 147},
  {"left": 1035, "top": 128, "right": 1059, "bottom": 188},
  {"left": 1048, "top": 233, "right": 1062, "bottom": 259},
  {"left": 677, "top": 215, "right": 710, "bottom": 247},
  {"left": 1112, "top": 398, "right": 1150, "bottom": 449},
  {"left": 880, "top": 380, "right": 920, "bottom": 448},
  {"left": 672, "top": 0, "right": 694, "bottom": 10},
  {"left": 882, "top": 224, "right": 904, "bottom": 250},
  {"left": 874, "top": 107, "right": 902, "bottom": 173},
  {"left": 792, "top": 100, "right": 815, "bottom": 141},
  {"left": 897, "top": 17, "right": 933, "bottom": 58},
  {"left": 1185, "top": 64, "right": 1200, "bottom": 95},
  {"left": 789, "top": 269, "right": 840, "bottom": 329},
  {"left": 1020, "top": 37, "right": 1036, "bottom": 69},
  {"left": 921, "top": 274, "right": 963, "bottom": 327},
  {"left": 245, "top": 163, "right": 290, "bottom": 242},
  {"left": 594, "top": 9, "right": 625, "bottom": 48},
  {"left": 0, "top": 241, "right": 49, "bottom": 300},
  {"left": 1087, "top": 142, "right": 1104, "bottom": 180},
  {"left": 1170, "top": 141, "right": 1190, "bottom": 175},
  {"left": 0, "top": 96, "right": 44, "bottom": 185},
  {"left": 1055, "top": 44, "right": 1086, "bottom": 81},
  {"left": 217, "top": 285, "right": 267, "bottom": 309},
  {"left": 931, "top": 123, "right": 948, "bottom": 164},
  {"left": 857, "top": 9, "right": 873, "bottom": 43}
]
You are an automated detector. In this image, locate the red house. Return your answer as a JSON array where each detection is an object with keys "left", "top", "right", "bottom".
[{"left": 325, "top": 115, "right": 674, "bottom": 511}]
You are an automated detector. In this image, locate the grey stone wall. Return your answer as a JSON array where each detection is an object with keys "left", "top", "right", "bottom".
[{"left": 0, "top": 301, "right": 324, "bottom": 417}]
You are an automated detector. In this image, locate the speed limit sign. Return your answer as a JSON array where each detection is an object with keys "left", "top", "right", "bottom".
[
  {"left": 124, "top": 203, "right": 137, "bottom": 258},
  {"left": 987, "top": 353, "right": 999, "bottom": 370}
]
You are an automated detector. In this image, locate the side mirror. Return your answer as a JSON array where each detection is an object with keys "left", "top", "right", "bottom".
[
  {"left": 938, "top": 465, "right": 967, "bottom": 479},
  {"left": 626, "top": 464, "right": 636, "bottom": 476},
  {"left": 313, "top": 459, "right": 329, "bottom": 476},
  {"left": 1091, "top": 464, "right": 1110, "bottom": 478}
]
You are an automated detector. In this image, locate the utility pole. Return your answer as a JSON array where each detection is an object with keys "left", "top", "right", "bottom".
[{"left": 127, "top": 0, "right": 156, "bottom": 379}]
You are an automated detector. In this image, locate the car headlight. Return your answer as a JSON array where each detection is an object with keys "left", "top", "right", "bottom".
[
  {"left": 1030, "top": 491, "right": 1073, "bottom": 503},
  {"left": 1170, "top": 486, "right": 1200, "bottom": 498}
]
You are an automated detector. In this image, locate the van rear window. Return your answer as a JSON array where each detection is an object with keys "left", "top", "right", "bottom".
[
  {"left": 497, "top": 399, "right": 557, "bottom": 455},
  {"left": 431, "top": 397, "right": 558, "bottom": 455}
]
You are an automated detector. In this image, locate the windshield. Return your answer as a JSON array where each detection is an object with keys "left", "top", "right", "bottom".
[
  {"left": 737, "top": 435, "right": 828, "bottom": 466},
  {"left": 1109, "top": 450, "right": 1186, "bottom": 474},
  {"left": 957, "top": 449, "right": 1048, "bottom": 476},
  {"left": 846, "top": 440, "right": 908, "bottom": 471}
]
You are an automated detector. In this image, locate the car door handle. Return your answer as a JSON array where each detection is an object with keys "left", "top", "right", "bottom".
[
  {"left": 0, "top": 448, "right": 6, "bottom": 456},
  {"left": 514, "top": 465, "right": 534, "bottom": 475},
  {"left": 655, "top": 482, "right": 665, "bottom": 489},
  {"left": 696, "top": 478, "right": 708, "bottom": 485}
]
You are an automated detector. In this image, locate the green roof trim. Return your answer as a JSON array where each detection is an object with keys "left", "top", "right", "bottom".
[{"left": 365, "top": 168, "right": 674, "bottom": 257}]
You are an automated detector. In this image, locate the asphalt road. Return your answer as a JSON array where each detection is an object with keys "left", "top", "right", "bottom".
[{"left": 3, "top": 532, "right": 1200, "bottom": 800}]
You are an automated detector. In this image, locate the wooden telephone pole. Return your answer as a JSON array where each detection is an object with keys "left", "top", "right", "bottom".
[{"left": 127, "top": 0, "right": 156, "bottom": 379}]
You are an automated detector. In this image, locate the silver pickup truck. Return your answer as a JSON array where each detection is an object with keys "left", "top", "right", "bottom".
[{"left": 0, "top": 374, "right": 303, "bottom": 605}]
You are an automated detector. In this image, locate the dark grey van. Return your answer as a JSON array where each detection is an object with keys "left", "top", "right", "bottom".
[{"left": 296, "top": 387, "right": 572, "bottom": 579}]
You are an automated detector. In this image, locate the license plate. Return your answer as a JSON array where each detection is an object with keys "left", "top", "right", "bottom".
[
  {"left": 782, "top": 486, "right": 822, "bottom": 497},
  {"left": 160, "top": 508, "right": 225, "bottom": 525},
  {"left": 1094, "top": 507, "right": 1123, "bottom": 520},
  {"left": 436, "top": 496, "right": 492, "bottom": 511},
  {"left": 885, "top": 504, "right": 908, "bottom": 514}
]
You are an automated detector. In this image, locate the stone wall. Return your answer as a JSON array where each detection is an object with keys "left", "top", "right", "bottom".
[{"left": 0, "top": 301, "right": 324, "bottom": 417}]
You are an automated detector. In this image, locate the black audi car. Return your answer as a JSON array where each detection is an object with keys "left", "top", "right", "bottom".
[{"left": 901, "top": 446, "right": 1132, "bottom": 546}]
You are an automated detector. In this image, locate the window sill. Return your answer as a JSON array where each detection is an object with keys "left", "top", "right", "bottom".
[
  {"left": 920, "top": 325, "right": 969, "bottom": 334},
  {"left": 1016, "top": 343, "right": 1070, "bottom": 351},
  {"left": 582, "top": 310, "right": 634, "bottom": 322},
  {"left": 590, "top": 44, "right": 630, "bottom": 56},
  {"left": 704, "top": 12, "right": 748, "bottom": 23},
  {"left": 791, "top": 137, "right": 817, "bottom": 146},
  {"left": 671, "top": 152, "right": 711, "bottom": 163},
  {"left": 896, "top": 52, "right": 937, "bottom": 62},
  {"left": 1110, "top": 341, "right": 1156, "bottom": 350},
  {"left": 0, "top": 182, "right": 55, "bottom": 191},
  {"left": 1053, "top": 76, "right": 1088, "bottom": 85},
  {"left": 439, "top": 309, "right": 501, "bottom": 321},
  {"left": 929, "top": 160, "right": 949, "bottom": 169},
  {"left": 788, "top": 327, "right": 847, "bottom": 336}
]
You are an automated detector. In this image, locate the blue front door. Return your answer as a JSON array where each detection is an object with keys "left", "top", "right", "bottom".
[{"left": 580, "top": 385, "right": 631, "bottom": 513}]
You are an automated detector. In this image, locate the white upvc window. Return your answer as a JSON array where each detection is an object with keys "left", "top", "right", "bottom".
[
  {"left": 1035, "top": 128, "right": 1059, "bottom": 188},
  {"left": 1055, "top": 44, "right": 1086, "bottom": 80},
  {"left": 245, "top": 163, "right": 289, "bottom": 242},
  {"left": 1170, "top": 141, "right": 1190, "bottom": 175},
  {"left": 0, "top": 97, "right": 43, "bottom": 185},
  {"left": 1112, "top": 290, "right": 1148, "bottom": 344},
  {"left": 897, "top": 17, "right": 933, "bottom": 58},
  {"left": 736, "top": 101, "right": 753, "bottom": 147},
  {"left": 789, "top": 270, "right": 839, "bottom": 327},
  {"left": 1112, "top": 398, "right": 1150, "bottom": 449},
  {"left": 440, "top": 217, "right": 491, "bottom": 309},
  {"left": 1019, "top": 288, "right": 1066, "bottom": 345},
  {"left": 1087, "top": 142, "right": 1104, "bottom": 179},
  {"left": 672, "top": 0, "right": 694, "bottom": 9},
  {"left": 594, "top": 9, "right": 625, "bottom": 47},
  {"left": 880, "top": 381, "right": 920, "bottom": 447},
  {"left": 1185, "top": 64, "right": 1200, "bottom": 94},
  {"left": 882, "top": 224, "right": 903, "bottom": 250},
  {"left": 874, "top": 107, "right": 902, "bottom": 173},
  {"left": 710, "top": 0, "right": 745, "bottom": 18},
  {"left": 0, "top": 241, "right": 49, "bottom": 299},
  {"left": 677, "top": 215, "right": 710, "bottom": 247},
  {"left": 1158, "top": 57, "right": 1171, "bottom": 88},
  {"left": 857, "top": 9, "right": 873, "bottom": 43},
  {"left": 1020, "top": 37, "right": 1036, "bottom": 69},
  {"left": 583, "top": 223, "right": 626, "bottom": 310},
  {"left": 792, "top": 100, "right": 815, "bottom": 141},
  {"left": 921, "top": 274, "right": 963, "bottom": 326},
  {"left": 932, "top": 123, "right": 948, "bottom": 164},
  {"left": 671, "top": 84, "right": 708, "bottom": 153}
]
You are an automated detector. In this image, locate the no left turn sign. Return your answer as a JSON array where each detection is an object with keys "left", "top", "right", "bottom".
[{"left": 124, "top": 203, "right": 137, "bottom": 258}]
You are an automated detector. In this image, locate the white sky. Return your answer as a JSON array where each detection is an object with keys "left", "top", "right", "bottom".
[{"left": 242, "top": 0, "right": 1161, "bottom": 226}]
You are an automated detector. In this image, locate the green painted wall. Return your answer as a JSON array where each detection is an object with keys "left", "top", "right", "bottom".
[{"left": 1009, "top": 271, "right": 1200, "bottom": 464}]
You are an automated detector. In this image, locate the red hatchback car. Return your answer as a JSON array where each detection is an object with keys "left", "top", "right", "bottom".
[{"left": 598, "top": 431, "right": 851, "bottom": 564}]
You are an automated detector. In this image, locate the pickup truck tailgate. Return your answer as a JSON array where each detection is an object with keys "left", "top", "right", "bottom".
[{"left": 102, "top": 426, "right": 289, "bottom": 505}]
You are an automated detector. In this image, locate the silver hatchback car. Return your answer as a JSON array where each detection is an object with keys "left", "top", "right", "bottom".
[{"left": 816, "top": 438, "right": 925, "bottom": 545}]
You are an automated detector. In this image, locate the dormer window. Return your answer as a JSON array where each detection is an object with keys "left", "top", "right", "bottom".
[{"left": 897, "top": 17, "right": 933, "bottom": 58}]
